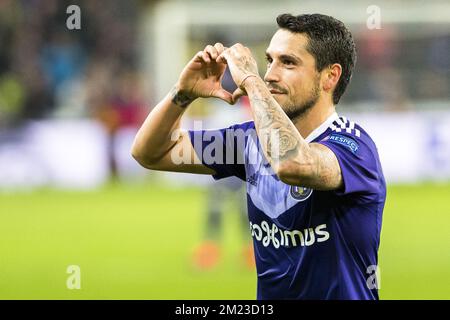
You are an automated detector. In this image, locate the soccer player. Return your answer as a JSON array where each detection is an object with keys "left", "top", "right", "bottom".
[{"left": 132, "top": 13, "right": 386, "bottom": 299}]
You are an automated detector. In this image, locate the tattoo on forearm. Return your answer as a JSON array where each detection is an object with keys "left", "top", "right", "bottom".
[
  {"left": 254, "top": 97, "right": 299, "bottom": 160},
  {"left": 246, "top": 80, "right": 341, "bottom": 190},
  {"left": 170, "top": 86, "right": 194, "bottom": 108},
  {"left": 248, "top": 81, "right": 307, "bottom": 166},
  {"left": 236, "top": 56, "right": 259, "bottom": 79}
]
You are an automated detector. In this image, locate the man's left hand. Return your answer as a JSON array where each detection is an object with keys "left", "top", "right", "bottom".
[{"left": 216, "top": 43, "right": 260, "bottom": 103}]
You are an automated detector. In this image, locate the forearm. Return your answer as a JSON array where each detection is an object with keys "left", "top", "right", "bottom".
[
  {"left": 244, "top": 78, "right": 314, "bottom": 174},
  {"left": 131, "top": 85, "right": 194, "bottom": 165}
]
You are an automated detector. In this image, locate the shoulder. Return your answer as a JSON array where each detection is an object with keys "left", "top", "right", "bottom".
[
  {"left": 329, "top": 116, "right": 376, "bottom": 144},
  {"left": 320, "top": 115, "right": 378, "bottom": 156},
  {"left": 330, "top": 116, "right": 363, "bottom": 138}
]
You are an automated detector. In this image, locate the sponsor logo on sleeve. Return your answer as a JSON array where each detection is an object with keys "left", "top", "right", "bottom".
[{"left": 328, "top": 133, "right": 359, "bottom": 153}]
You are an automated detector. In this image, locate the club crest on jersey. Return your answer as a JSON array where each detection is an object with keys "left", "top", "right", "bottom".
[{"left": 290, "top": 186, "right": 313, "bottom": 201}]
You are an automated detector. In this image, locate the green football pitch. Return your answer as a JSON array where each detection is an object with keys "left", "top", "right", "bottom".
[{"left": 0, "top": 181, "right": 449, "bottom": 299}]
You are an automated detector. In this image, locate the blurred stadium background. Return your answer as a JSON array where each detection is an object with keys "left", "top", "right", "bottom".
[{"left": 0, "top": 0, "right": 449, "bottom": 299}]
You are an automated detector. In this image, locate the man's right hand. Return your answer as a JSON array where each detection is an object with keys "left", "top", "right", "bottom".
[
  {"left": 175, "top": 43, "right": 234, "bottom": 105},
  {"left": 133, "top": 44, "right": 233, "bottom": 175}
]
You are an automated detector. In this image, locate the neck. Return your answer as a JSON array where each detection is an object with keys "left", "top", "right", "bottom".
[{"left": 292, "top": 99, "right": 336, "bottom": 139}]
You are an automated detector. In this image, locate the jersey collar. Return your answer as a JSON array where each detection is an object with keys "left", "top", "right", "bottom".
[{"left": 304, "top": 111, "right": 339, "bottom": 143}]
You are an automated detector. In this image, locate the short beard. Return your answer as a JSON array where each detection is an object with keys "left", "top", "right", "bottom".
[{"left": 284, "top": 81, "right": 320, "bottom": 122}]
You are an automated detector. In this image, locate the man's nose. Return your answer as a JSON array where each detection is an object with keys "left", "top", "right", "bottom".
[{"left": 264, "top": 64, "right": 280, "bottom": 83}]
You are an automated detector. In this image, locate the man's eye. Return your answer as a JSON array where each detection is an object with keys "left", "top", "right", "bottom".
[{"left": 283, "top": 60, "right": 294, "bottom": 66}]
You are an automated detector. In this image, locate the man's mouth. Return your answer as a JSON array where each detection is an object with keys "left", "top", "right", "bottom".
[{"left": 269, "top": 89, "right": 285, "bottom": 94}]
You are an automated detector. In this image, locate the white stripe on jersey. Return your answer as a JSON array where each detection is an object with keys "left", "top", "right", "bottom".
[
  {"left": 335, "top": 117, "right": 346, "bottom": 129},
  {"left": 330, "top": 117, "right": 361, "bottom": 137}
]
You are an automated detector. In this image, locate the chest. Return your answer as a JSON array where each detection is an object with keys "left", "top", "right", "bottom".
[{"left": 244, "top": 138, "right": 314, "bottom": 221}]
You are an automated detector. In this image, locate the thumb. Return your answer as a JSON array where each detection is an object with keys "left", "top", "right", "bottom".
[
  {"left": 232, "top": 88, "right": 247, "bottom": 104},
  {"left": 212, "top": 88, "right": 233, "bottom": 104}
]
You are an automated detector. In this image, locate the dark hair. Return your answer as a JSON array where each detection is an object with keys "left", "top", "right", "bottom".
[{"left": 277, "top": 13, "right": 356, "bottom": 105}]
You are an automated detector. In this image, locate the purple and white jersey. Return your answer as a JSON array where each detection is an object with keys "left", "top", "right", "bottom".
[{"left": 188, "top": 112, "right": 386, "bottom": 300}]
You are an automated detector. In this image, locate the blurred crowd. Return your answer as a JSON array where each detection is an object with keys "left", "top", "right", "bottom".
[
  {"left": 0, "top": 0, "right": 147, "bottom": 130},
  {"left": 347, "top": 26, "right": 450, "bottom": 110}
]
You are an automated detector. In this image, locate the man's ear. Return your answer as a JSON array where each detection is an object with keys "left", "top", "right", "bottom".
[{"left": 322, "top": 63, "right": 342, "bottom": 92}]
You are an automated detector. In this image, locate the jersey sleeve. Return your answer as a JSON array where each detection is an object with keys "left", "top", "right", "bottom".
[
  {"left": 188, "top": 121, "right": 253, "bottom": 181},
  {"left": 317, "top": 128, "right": 381, "bottom": 197}
]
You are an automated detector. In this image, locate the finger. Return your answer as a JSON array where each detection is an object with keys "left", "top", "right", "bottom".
[
  {"left": 205, "top": 45, "right": 218, "bottom": 60},
  {"left": 214, "top": 43, "right": 225, "bottom": 55},
  {"left": 216, "top": 49, "right": 230, "bottom": 64},
  {"left": 231, "top": 43, "right": 245, "bottom": 54},
  {"left": 232, "top": 88, "right": 247, "bottom": 104},
  {"left": 193, "top": 51, "right": 204, "bottom": 62},
  {"left": 212, "top": 88, "right": 233, "bottom": 104},
  {"left": 202, "top": 50, "right": 211, "bottom": 63},
  {"left": 216, "top": 54, "right": 225, "bottom": 64}
]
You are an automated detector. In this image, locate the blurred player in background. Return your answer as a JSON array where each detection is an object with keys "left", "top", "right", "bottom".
[
  {"left": 192, "top": 176, "right": 254, "bottom": 270},
  {"left": 132, "top": 13, "right": 386, "bottom": 299}
]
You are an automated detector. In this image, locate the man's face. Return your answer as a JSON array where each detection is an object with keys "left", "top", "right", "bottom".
[{"left": 264, "top": 29, "right": 322, "bottom": 120}]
